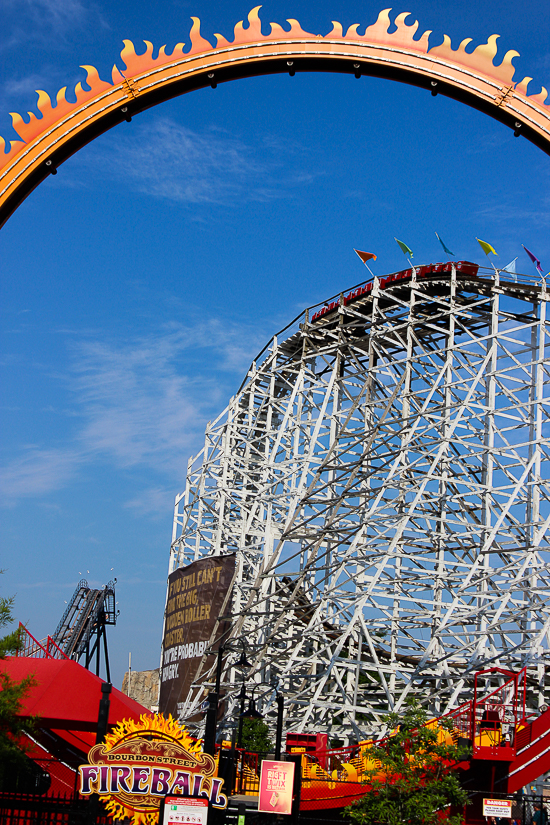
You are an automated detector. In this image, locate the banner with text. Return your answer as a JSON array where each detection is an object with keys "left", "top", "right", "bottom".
[{"left": 159, "top": 554, "right": 236, "bottom": 719}]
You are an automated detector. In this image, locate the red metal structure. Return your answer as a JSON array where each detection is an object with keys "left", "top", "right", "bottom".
[
  {"left": 441, "top": 667, "right": 550, "bottom": 794},
  {"left": 1, "top": 626, "right": 149, "bottom": 796},
  {"left": 214, "top": 669, "right": 550, "bottom": 818},
  {"left": 17, "top": 625, "right": 68, "bottom": 660},
  {"left": 284, "top": 668, "right": 550, "bottom": 814},
  {"left": 443, "top": 668, "right": 527, "bottom": 763}
]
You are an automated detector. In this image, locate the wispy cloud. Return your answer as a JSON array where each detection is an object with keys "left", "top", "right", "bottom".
[
  {"left": 124, "top": 487, "right": 176, "bottom": 518},
  {"left": 71, "top": 317, "right": 263, "bottom": 471},
  {"left": 79, "top": 118, "right": 318, "bottom": 206},
  {"left": 2, "top": 73, "right": 54, "bottom": 100},
  {"left": 534, "top": 51, "right": 550, "bottom": 74},
  {"left": 18, "top": 0, "right": 88, "bottom": 28},
  {"left": 474, "top": 199, "right": 550, "bottom": 227},
  {"left": 0, "top": 71, "right": 67, "bottom": 126},
  {"left": 1, "top": 0, "right": 105, "bottom": 53},
  {"left": 462, "top": 131, "right": 514, "bottom": 155},
  {"left": 0, "top": 315, "right": 266, "bottom": 506},
  {"left": 0, "top": 447, "right": 81, "bottom": 505},
  {"left": 15, "top": 579, "right": 87, "bottom": 590}
]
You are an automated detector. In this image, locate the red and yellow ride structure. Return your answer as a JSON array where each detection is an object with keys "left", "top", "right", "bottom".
[{"left": 230, "top": 668, "right": 550, "bottom": 820}]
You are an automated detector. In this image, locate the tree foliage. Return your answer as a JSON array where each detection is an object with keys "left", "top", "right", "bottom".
[
  {"left": 0, "top": 584, "right": 37, "bottom": 766},
  {"left": 0, "top": 593, "right": 23, "bottom": 658},
  {"left": 240, "top": 717, "right": 273, "bottom": 753},
  {"left": 345, "top": 700, "right": 469, "bottom": 825}
]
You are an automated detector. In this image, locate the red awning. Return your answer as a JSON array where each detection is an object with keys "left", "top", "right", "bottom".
[{"left": 1, "top": 656, "right": 150, "bottom": 731}]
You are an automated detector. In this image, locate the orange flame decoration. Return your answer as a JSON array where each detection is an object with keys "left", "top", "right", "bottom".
[{"left": 1, "top": 6, "right": 548, "bottom": 170}]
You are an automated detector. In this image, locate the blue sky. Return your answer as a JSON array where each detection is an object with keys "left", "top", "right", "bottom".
[{"left": 1, "top": 0, "right": 549, "bottom": 689}]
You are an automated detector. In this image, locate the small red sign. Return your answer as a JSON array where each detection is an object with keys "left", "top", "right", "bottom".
[{"left": 258, "top": 760, "right": 295, "bottom": 815}]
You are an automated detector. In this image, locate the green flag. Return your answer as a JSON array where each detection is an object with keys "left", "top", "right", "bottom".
[
  {"left": 476, "top": 237, "right": 498, "bottom": 256},
  {"left": 395, "top": 238, "right": 413, "bottom": 258},
  {"left": 435, "top": 232, "right": 454, "bottom": 256}
]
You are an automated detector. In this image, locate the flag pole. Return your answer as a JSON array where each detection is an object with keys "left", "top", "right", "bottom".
[{"left": 485, "top": 258, "right": 500, "bottom": 284}]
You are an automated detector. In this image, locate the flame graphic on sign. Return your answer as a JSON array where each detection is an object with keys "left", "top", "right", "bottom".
[
  {"left": 103, "top": 711, "right": 201, "bottom": 751},
  {"left": 0, "top": 7, "right": 548, "bottom": 172}
]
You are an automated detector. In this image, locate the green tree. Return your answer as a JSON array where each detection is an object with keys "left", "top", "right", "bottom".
[
  {"left": 0, "top": 587, "right": 37, "bottom": 767},
  {"left": 345, "top": 700, "right": 469, "bottom": 825},
  {"left": 240, "top": 717, "right": 273, "bottom": 753}
]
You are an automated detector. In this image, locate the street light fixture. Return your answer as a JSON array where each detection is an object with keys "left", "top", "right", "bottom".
[
  {"left": 241, "top": 681, "right": 285, "bottom": 759},
  {"left": 234, "top": 639, "right": 252, "bottom": 749},
  {"left": 244, "top": 697, "right": 263, "bottom": 719},
  {"left": 203, "top": 637, "right": 252, "bottom": 755},
  {"left": 236, "top": 648, "right": 252, "bottom": 670}
]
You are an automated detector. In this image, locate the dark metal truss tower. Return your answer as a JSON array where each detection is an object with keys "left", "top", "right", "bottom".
[{"left": 52, "top": 579, "right": 117, "bottom": 681}]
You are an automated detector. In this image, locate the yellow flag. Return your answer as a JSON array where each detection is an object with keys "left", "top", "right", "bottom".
[{"left": 476, "top": 238, "right": 498, "bottom": 256}]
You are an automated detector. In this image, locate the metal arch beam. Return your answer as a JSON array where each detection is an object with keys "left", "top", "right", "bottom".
[{"left": 1, "top": 7, "right": 549, "bottom": 228}]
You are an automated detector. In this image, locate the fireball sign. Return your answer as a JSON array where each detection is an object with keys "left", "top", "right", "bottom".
[{"left": 78, "top": 714, "right": 227, "bottom": 825}]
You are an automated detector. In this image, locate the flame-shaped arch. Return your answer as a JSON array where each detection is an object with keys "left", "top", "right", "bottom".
[{"left": 0, "top": 7, "right": 548, "bottom": 228}]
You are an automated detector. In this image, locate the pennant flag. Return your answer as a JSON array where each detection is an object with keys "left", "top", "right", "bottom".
[
  {"left": 354, "top": 249, "right": 377, "bottom": 264},
  {"left": 502, "top": 258, "right": 518, "bottom": 281},
  {"left": 522, "top": 244, "right": 544, "bottom": 276},
  {"left": 395, "top": 238, "right": 413, "bottom": 258},
  {"left": 435, "top": 232, "right": 454, "bottom": 257},
  {"left": 476, "top": 238, "right": 498, "bottom": 257}
]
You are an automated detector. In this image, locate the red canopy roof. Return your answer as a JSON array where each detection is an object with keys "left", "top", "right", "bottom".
[{"left": 1, "top": 656, "right": 149, "bottom": 731}]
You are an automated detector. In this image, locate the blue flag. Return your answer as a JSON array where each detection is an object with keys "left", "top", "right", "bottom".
[
  {"left": 435, "top": 232, "right": 454, "bottom": 257},
  {"left": 502, "top": 258, "right": 517, "bottom": 281}
]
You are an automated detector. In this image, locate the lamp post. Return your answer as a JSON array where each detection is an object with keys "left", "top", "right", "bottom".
[
  {"left": 202, "top": 640, "right": 287, "bottom": 759},
  {"left": 241, "top": 682, "right": 285, "bottom": 758},
  {"left": 234, "top": 641, "right": 252, "bottom": 749},
  {"left": 203, "top": 643, "right": 226, "bottom": 756},
  {"left": 215, "top": 643, "right": 225, "bottom": 695},
  {"left": 237, "top": 679, "right": 247, "bottom": 749},
  {"left": 203, "top": 638, "right": 252, "bottom": 754},
  {"left": 275, "top": 692, "right": 284, "bottom": 760},
  {"left": 238, "top": 687, "right": 265, "bottom": 750},
  {"left": 88, "top": 682, "right": 112, "bottom": 825}
]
